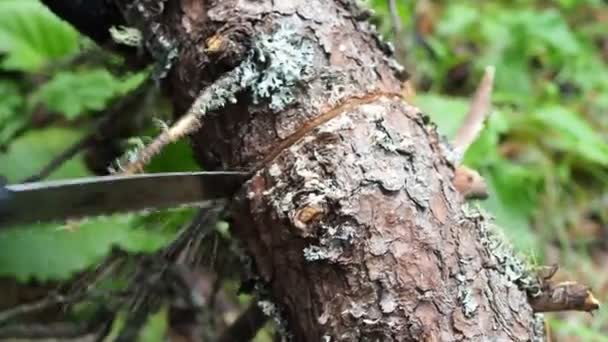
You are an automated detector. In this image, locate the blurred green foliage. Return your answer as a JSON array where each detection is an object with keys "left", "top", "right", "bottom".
[{"left": 0, "top": 0, "right": 606, "bottom": 340}]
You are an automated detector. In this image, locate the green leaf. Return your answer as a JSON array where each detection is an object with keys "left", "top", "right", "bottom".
[
  {"left": 145, "top": 140, "right": 200, "bottom": 173},
  {"left": 0, "top": 125, "right": 193, "bottom": 282},
  {"left": 533, "top": 106, "right": 608, "bottom": 165},
  {"left": 415, "top": 94, "right": 469, "bottom": 139},
  {"left": 0, "top": 0, "right": 79, "bottom": 71},
  {"left": 436, "top": 4, "right": 479, "bottom": 37},
  {"left": 0, "top": 214, "right": 174, "bottom": 282},
  {"left": 482, "top": 160, "right": 541, "bottom": 252},
  {"left": 33, "top": 70, "right": 141, "bottom": 119},
  {"left": 0, "top": 80, "right": 27, "bottom": 147},
  {"left": 525, "top": 9, "right": 579, "bottom": 55},
  {"left": 0, "top": 127, "right": 89, "bottom": 182},
  {"left": 138, "top": 307, "right": 168, "bottom": 342}
]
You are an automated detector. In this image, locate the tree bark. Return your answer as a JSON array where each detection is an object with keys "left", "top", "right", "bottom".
[{"left": 48, "top": 0, "right": 546, "bottom": 340}]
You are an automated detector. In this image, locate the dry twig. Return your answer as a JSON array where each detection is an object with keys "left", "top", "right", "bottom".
[
  {"left": 451, "top": 66, "right": 495, "bottom": 200},
  {"left": 454, "top": 66, "right": 495, "bottom": 153}
]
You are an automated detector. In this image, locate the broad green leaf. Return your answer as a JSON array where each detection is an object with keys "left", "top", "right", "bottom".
[
  {"left": 436, "top": 4, "right": 479, "bottom": 37},
  {"left": 138, "top": 307, "right": 168, "bottom": 342},
  {"left": 0, "top": 127, "right": 88, "bottom": 182},
  {"left": 0, "top": 214, "right": 174, "bottom": 282},
  {"left": 525, "top": 9, "right": 579, "bottom": 55},
  {"left": 415, "top": 94, "right": 469, "bottom": 139},
  {"left": 0, "top": 80, "right": 27, "bottom": 147},
  {"left": 33, "top": 70, "right": 143, "bottom": 119},
  {"left": 0, "top": 80, "right": 23, "bottom": 120},
  {"left": 533, "top": 106, "right": 608, "bottom": 165},
  {"left": 0, "top": 0, "right": 79, "bottom": 71},
  {"left": 482, "top": 161, "right": 541, "bottom": 252},
  {"left": 0, "top": 125, "right": 193, "bottom": 282},
  {"left": 145, "top": 140, "right": 200, "bottom": 173}
]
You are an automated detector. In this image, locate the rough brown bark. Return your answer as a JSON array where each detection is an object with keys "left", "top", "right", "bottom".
[{"left": 114, "top": 0, "right": 544, "bottom": 340}]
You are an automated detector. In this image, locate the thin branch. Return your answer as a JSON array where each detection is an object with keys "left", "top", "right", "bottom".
[
  {"left": 0, "top": 308, "right": 112, "bottom": 340},
  {"left": 453, "top": 65, "right": 495, "bottom": 153},
  {"left": 0, "top": 293, "right": 85, "bottom": 323},
  {"left": 451, "top": 66, "right": 495, "bottom": 200},
  {"left": 0, "top": 322, "right": 90, "bottom": 340},
  {"left": 118, "top": 63, "right": 250, "bottom": 174}
]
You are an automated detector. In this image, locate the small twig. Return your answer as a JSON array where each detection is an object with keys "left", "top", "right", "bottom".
[
  {"left": 0, "top": 308, "right": 112, "bottom": 340},
  {"left": 0, "top": 293, "right": 84, "bottom": 323},
  {"left": 165, "top": 206, "right": 226, "bottom": 263},
  {"left": 217, "top": 302, "right": 268, "bottom": 342},
  {"left": 451, "top": 66, "right": 495, "bottom": 200},
  {"left": 453, "top": 66, "right": 496, "bottom": 153},
  {"left": 0, "top": 322, "right": 90, "bottom": 339},
  {"left": 119, "top": 64, "right": 251, "bottom": 174}
]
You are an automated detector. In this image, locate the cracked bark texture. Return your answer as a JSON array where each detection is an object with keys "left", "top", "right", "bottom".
[{"left": 114, "top": 0, "right": 543, "bottom": 340}]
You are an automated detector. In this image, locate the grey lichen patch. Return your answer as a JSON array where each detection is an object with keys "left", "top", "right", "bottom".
[
  {"left": 462, "top": 205, "right": 541, "bottom": 297},
  {"left": 162, "top": 21, "right": 314, "bottom": 126},
  {"left": 458, "top": 286, "right": 479, "bottom": 318},
  {"left": 248, "top": 23, "right": 316, "bottom": 111},
  {"left": 258, "top": 299, "right": 291, "bottom": 339},
  {"left": 438, "top": 134, "right": 462, "bottom": 166},
  {"left": 379, "top": 291, "right": 398, "bottom": 313},
  {"left": 404, "top": 176, "right": 430, "bottom": 209},
  {"left": 303, "top": 221, "right": 358, "bottom": 262},
  {"left": 303, "top": 244, "right": 343, "bottom": 261},
  {"left": 109, "top": 26, "right": 143, "bottom": 47},
  {"left": 368, "top": 235, "right": 391, "bottom": 256},
  {"left": 186, "top": 23, "right": 318, "bottom": 126},
  {"left": 531, "top": 313, "right": 546, "bottom": 341},
  {"left": 269, "top": 163, "right": 283, "bottom": 177}
]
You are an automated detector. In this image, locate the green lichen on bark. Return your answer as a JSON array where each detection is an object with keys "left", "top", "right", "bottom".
[{"left": 462, "top": 204, "right": 542, "bottom": 297}]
